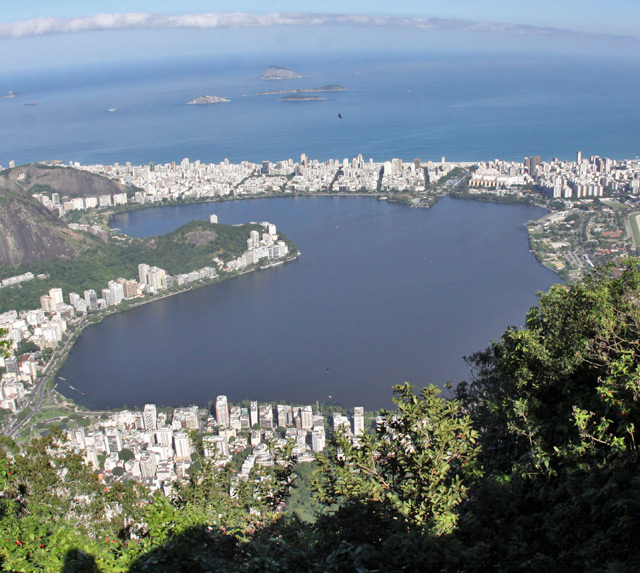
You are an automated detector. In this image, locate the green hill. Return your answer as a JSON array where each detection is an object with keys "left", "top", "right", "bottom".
[{"left": 0, "top": 220, "right": 297, "bottom": 313}]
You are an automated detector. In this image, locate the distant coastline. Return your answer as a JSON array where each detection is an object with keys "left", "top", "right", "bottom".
[
  {"left": 280, "top": 95, "right": 326, "bottom": 102},
  {"left": 258, "top": 85, "right": 347, "bottom": 96}
]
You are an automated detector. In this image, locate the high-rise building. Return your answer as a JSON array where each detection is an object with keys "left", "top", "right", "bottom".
[
  {"left": 40, "top": 295, "right": 56, "bottom": 313},
  {"left": 120, "top": 278, "right": 138, "bottom": 299},
  {"left": 525, "top": 155, "right": 541, "bottom": 174},
  {"left": 333, "top": 413, "right": 352, "bottom": 434},
  {"left": 250, "top": 401, "right": 258, "bottom": 428},
  {"left": 104, "top": 427, "right": 123, "bottom": 453},
  {"left": 49, "top": 288, "right": 64, "bottom": 306},
  {"left": 101, "top": 288, "right": 114, "bottom": 307},
  {"left": 173, "top": 431, "right": 192, "bottom": 460},
  {"left": 84, "top": 289, "right": 98, "bottom": 311},
  {"left": 147, "top": 267, "right": 166, "bottom": 291},
  {"left": 139, "top": 452, "right": 157, "bottom": 479},
  {"left": 143, "top": 404, "right": 158, "bottom": 432},
  {"left": 216, "top": 395, "right": 229, "bottom": 427},
  {"left": 203, "top": 435, "right": 229, "bottom": 459},
  {"left": 301, "top": 405, "right": 314, "bottom": 430},
  {"left": 155, "top": 427, "right": 173, "bottom": 447},
  {"left": 259, "top": 404, "right": 274, "bottom": 429},
  {"left": 277, "top": 404, "right": 293, "bottom": 428},
  {"left": 108, "top": 281, "right": 125, "bottom": 305},
  {"left": 353, "top": 407, "right": 365, "bottom": 436},
  {"left": 138, "top": 263, "right": 150, "bottom": 285},
  {"left": 312, "top": 426, "right": 326, "bottom": 452}
]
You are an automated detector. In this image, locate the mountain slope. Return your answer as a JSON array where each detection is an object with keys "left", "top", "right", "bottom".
[{"left": 0, "top": 164, "right": 127, "bottom": 265}]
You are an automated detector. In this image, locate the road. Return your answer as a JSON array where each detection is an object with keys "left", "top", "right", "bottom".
[{"left": 2, "top": 333, "right": 76, "bottom": 438}]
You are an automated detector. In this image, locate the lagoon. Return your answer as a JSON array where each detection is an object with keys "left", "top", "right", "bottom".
[{"left": 57, "top": 196, "right": 557, "bottom": 410}]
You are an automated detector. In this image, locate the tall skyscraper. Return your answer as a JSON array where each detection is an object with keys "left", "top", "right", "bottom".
[
  {"left": 312, "top": 426, "right": 326, "bottom": 452},
  {"left": 138, "top": 263, "right": 150, "bottom": 285},
  {"left": 353, "top": 407, "right": 365, "bottom": 436},
  {"left": 301, "top": 406, "right": 314, "bottom": 430},
  {"left": 216, "top": 395, "right": 229, "bottom": 427},
  {"left": 173, "top": 432, "right": 192, "bottom": 460},
  {"left": 250, "top": 401, "right": 258, "bottom": 428},
  {"left": 143, "top": 404, "right": 158, "bottom": 432},
  {"left": 84, "top": 289, "right": 98, "bottom": 311}
]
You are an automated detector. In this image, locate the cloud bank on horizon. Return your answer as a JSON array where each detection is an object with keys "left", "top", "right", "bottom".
[{"left": 0, "top": 11, "right": 625, "bottom": 41}]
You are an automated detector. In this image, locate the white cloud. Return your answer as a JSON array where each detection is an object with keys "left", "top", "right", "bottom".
[{"left": 0, "top": 12, "right": 615, "bottom": 40}]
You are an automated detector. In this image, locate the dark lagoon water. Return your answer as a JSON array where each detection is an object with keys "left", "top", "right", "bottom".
[{"left": 57, "top": 196, "right": 557, "bottom": 410}]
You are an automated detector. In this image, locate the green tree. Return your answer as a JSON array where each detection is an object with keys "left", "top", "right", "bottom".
[
  {"left": 313, "top": 383, "right": 479, "bottom": 536},
  {"left": 456, "top": 259, "right": 640, "bottom": 569},
  {"left": 0, "top": 327, "right": 11, "bottom": 358}
]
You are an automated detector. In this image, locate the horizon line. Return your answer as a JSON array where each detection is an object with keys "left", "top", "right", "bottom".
[{"left": 0, "top": 11, "right": 636, "bottom": 43}]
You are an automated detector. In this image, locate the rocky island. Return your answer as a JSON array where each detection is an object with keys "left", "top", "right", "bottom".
[
  {"left": 260, "top": 65, "right": 304, "bottom": 80},
  {"left": 257, "top": 84, "right": 347, "bottom": 96},
  {"left": 186, "top": 95, "right": 230, "bottom": 105},
  {"left": 280, "top": 94, "right": 325, "bottom": 101}
]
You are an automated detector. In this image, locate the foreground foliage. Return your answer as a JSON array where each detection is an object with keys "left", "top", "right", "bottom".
[
  {"left": 2, "top": 260, "right": 640, "bottom": 570},
  {"left": 456, "top": 259, "right": 640, "bottom": 570}
]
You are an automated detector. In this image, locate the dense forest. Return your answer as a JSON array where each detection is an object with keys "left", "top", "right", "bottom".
[{"left": 1, "top": 260, "right": 640, "bottom": 571}]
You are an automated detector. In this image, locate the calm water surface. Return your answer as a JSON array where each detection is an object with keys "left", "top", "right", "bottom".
[{"left": 57, "top": 196, "right": 557, "bottom": 410}]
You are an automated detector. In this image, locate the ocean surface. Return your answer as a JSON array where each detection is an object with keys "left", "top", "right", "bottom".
[
  {"left": 56, "top": 197, "right": 557, "bottom": 410},
  {"left": 1, "top": 52, "right": 640, "bottom": 167}
]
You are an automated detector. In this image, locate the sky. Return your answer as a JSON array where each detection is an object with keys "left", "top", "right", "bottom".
[{"left": 1, "top": 1, "right": 638, "bottom": 72}]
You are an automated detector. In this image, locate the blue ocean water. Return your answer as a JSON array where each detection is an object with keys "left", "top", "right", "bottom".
[{"left": 1, "top": 52, "right": 640, "bottom": 167}]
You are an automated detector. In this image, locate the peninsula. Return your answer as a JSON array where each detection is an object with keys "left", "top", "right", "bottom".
[{"left": 186, "top": 95, "right": 230, "bottom": 105}]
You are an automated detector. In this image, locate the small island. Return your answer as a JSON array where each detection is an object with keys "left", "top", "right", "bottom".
[
  {"left": 258, "top": 84, "right": 347, "bottom": 96},
  {"left": 280, "top": 94, "right": 326, "bottom": 101},
  {"left": 187, "top": 95, "right": 230, "bottom": 105},
  {"left": 260, "top": 65, "right": 305, "bottom": 80}
]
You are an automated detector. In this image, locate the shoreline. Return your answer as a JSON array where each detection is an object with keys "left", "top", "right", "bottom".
[
  {"left": 1, "top": 189, "right": 584, "bottom": 439},
  {"left": 3, "top": 252, "right": 300, "bottom": 438}
]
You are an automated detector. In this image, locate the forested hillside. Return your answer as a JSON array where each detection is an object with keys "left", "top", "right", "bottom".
[{"left": 0, "top": 221, "right": 289, "bottom": 313}]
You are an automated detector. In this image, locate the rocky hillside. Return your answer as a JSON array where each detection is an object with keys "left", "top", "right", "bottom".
[
  {"left": 0, "top": 164, "right": 123, "bottom": 265},
  {"left": 0, "top": 163, "right": 127, "bottom": 199},
  {"left": 0, "top": 190, "right": 86, "bottom": 266}
]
